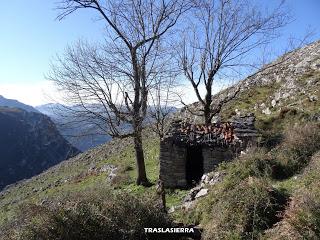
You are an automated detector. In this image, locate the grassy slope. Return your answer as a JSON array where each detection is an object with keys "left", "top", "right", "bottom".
[
  {"left": 221, "top": 69, "right": 320, "bottom": 122},
  {"left": 0, "top": 132, "right": 187, "bottom": 229},
  {"left": 168, "top": 66, "right": 320, "bottom": 238}
]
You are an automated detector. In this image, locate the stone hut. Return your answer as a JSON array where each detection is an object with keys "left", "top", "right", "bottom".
[{"left": 159, "top": 114, "right": 259, "bottom": 188}]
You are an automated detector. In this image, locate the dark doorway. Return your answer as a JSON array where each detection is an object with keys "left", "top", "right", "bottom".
[{"left": 186, "top": 146, "right": 204, "bottom": 186}]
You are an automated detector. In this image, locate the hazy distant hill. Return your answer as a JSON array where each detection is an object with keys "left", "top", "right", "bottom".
[
  {"left": 36, "top": 103, "right": 177, "bottom": 151},
  {"left": 0, "top": 95, "right": 39, "bottom": 113},
  {"left": 0, "top": 107, "right": 80, "bottom": 190},
  {"left": 35, "top": 103, "right": 112, "bottom": 151}
]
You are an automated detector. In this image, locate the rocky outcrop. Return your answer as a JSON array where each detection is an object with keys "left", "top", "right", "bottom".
[{"left": 0, "top": 107, "right": 80, "bottom": 190}]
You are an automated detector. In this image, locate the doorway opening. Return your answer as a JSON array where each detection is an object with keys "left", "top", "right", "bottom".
[{"left": 186, "top": 145, "right": 204, "bottom": 186}]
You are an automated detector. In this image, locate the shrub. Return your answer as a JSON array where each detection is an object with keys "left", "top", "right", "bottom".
[
  {"left": 181, "top": 149, "right": 288, "bottom": 239},
  {"left": 275, "top": 122, "right": 320, "bottom": 177},
  {"left": 13, "top": 189, "right": 174, "bottom": 240},
  {"left": 259, "top": 130, "right": 283, "bottom": 150},
  {"left": 278, "top": 107, "right": 297, "bottom": 119},
  {"left": 202, "top": 177, "right": 287, "bottom": 240}
]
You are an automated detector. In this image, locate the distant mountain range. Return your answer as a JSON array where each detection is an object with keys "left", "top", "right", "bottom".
[
  {"left": 0, "top": 95, "right": 176, "bottom": 154},
  {"left": 35, "top": 103, "right": 178, "bottom": 151},
  {"left": 0, "top": 95, "right": 39, "bottom": 113},
  {"left": 35, "top": 103, "right": 112, "bottom": 151}
]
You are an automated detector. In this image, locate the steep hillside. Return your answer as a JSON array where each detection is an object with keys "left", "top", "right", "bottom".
[
  {"left": 182, "top": 40, "right": 320, "bottom": 124},
  {"left": 0, "top": 107, "right": 80, "bottom": 190}
]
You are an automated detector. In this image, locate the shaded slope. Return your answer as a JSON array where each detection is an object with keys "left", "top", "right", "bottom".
[{"left": 0, "top": 107, "right": 79, "bottom": 190}]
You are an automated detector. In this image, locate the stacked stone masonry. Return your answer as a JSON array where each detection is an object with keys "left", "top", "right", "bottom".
[{"left": 160, "top": 114, "right": 259, "bottom": 188}]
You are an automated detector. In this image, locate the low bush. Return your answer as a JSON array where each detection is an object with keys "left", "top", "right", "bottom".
[
  {"left": 181, "top": 149, "right": 287, "bottom": 238},
  {"left": 218, "top": 148, "right": 274, "bottom": 189},
  {"left": 274, "top": 122, "right": 320, "bottom": 177},
  {"left": 202, "top": 177, "right": 287, "bottom": 240},
  {"left": 259, "top": 130, "right": 283, "bottom": 150},
  {"left": 11, "top": 189, "right": 174, "bottom": 240}
]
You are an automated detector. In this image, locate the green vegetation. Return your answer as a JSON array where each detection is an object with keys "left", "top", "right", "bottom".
[
  {"left": 273, "top": 122, "right": 320, "bottom": 178},
  {"left": 221, "top": 84, "right": 281, "bottom": 120},
  {"left": 0, "top": 132, "right": 190, "bottom": 238},
  {"left": 1, "top": 113, "right": 319, "bottom": 240},
  {"left": 265, "top": 153, "right": 320, "bottom": 239},
  {"left": 175, "top": 121, "right": 320, "bottom": 239},
  {"left": 202, "top": 178, "right": 286, "bottom": 240},
  {"left": 4, "top": 189, "right": 174, "bottom": 240}
]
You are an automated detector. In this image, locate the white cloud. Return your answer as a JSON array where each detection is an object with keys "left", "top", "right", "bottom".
[{"left": 0, "top": 81, "right": 60, "bottom": 106}]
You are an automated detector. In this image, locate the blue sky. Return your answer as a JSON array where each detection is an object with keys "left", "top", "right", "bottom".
[{"left": 0, "top": 0, "right": 319, "bottom": 106}]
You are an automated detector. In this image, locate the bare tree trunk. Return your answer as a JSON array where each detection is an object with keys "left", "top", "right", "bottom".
[
  {"left": 133, "top": 130, "right": 149, "bottom": 186},
  {"left": 204, "top": 105, "right": 211, "bottom": 125},
  {"left": 204, "top": 84, "right": 213, "bottom": 124}
]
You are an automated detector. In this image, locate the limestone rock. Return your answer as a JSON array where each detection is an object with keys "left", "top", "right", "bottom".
[
  {"left": 262, "top": 107, "right": 271, "bottom": 115},
  {"left": 195, "top": 188, "right": 208, "bottom": 199},
  {"left": 309, "top": 95, "right": 318, "bottom": 102},
  {"left": 182, "top": 201, "right": 196, "bottom": 210}
]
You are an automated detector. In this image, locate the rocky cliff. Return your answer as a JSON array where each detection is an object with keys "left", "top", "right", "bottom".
[{"left": 0, "top": 107, "right": 80, "bottom": 190}]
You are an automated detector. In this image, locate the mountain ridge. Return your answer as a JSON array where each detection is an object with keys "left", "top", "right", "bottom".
[
  {"left": 0, "top": 95, "right": 39, "bottom": 113},
  {"left": 181, "top": 40, "right": 320, "bottom": 122}
]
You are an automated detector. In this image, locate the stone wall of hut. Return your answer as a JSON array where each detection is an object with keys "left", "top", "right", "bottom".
[
  {"left": 160, "top": 114, "right": 260, "bottom": 188},
  {"left": 159, "top": 139, "right": 187, "bottom": 188},
  {"left": 160, "top": 142, "right": 239, "bottom": 188},
  {"left": 202, "top": 147, "right": 235, "bottom": 173}
]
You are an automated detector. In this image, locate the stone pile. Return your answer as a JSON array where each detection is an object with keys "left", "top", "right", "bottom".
[
  {"left": 231, "top": 113, "right": 259, "bottom": 138},
  {"left": 168, "top": 171, "right": 225, "bottom": 213},
  {"left": 183, "top": 171, "right": 225, "bottom": 203},
  {"left": 88, "top": 163, "right": 118, "bottom": 182}
]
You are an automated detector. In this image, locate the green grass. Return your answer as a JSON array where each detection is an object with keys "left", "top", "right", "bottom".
[{"left": 0, "top": 133, "right": 189, "bottom": 230}]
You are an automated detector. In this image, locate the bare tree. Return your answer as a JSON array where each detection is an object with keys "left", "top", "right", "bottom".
[
  {"left": 52, "top": 0, "right": 190, "bottom": 186},
  {"left": 179, "top": 0, "right": 290, "bottom": 124},
  {"left": 148, "top": 74, "right": 179, "bottom": 139}
]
